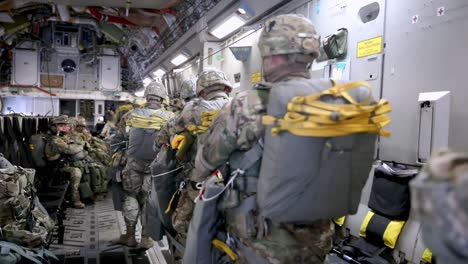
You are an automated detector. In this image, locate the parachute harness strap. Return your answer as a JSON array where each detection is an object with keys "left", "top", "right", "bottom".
[
  {"left": 212, "top": 238, "right": 238, "bottom": 261},
  {"left": 187, "top": 110, "right": 221, "bottom": 135},
  {"left": 127, "top": 113, "right": 171, "bottom": 130},
  {"left": 165, "top": 181, "right": 186, "bottom": 214},
  {"left": 199, "top": 169, "right": 243, "bottom": 203},
  {"left": 152, "top": 166, "right": 184, "bottom": 178},
  {"left": 262, "top": 81, "right": 392, "bottom": 137}
]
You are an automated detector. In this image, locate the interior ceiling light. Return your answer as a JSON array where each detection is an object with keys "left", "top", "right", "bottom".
[
  {"left": 210, "top": 15, "right": 246, "bottom": 39},
  {"left": 173, "top": 68, "right": 184, "bottom": 73},
  {"left": 153, "top": 69, "right": 166, "bottom": 77},
  {"left": 143, "top": 77, "right": 152, "bottom": 86},
  {"left": 171, "top": 54, "right": 189, "bottom": 66},
  {"left": 238, "top": 8, "right": 247, "bottom": 15}
]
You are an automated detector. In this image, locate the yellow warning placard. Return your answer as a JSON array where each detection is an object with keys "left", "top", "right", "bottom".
[
  {"left": 357, "top": 36, "right": 383, "bottom": 58},
  {"left": 251, "top": 72, "right": 262, "bottom": 83}
]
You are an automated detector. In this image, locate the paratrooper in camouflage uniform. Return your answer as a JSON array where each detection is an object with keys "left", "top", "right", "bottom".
[
  {"left": 44, "top": 115, "right": 85, "bottom": 209},
  {"left": 170, "top": 69, "right": 232, "bottom": 238},
  {"left": 156, "top": 79, "right": 198, "bottom": 147},
  {"left": 68, "top": 117, "right": 109, "bottom": 196},
  {"left": 191, "top": 14, "right": 334, "bottom": 263},
  {"left": 111, "top": 103, "right": 134, "bottom": 169},
  {"left": 74, "top": 116, "right": 111, "bottom": 166},
  {"left": 119, "top": 81, "right": 174, "bottom": 249},
  {"left": 411, "top": 150, "right": 468, "bottom": 264}
]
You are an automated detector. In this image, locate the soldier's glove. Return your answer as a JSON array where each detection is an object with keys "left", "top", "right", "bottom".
[{"left": 171, "top": 134, "right": 186, "bottom": 150}]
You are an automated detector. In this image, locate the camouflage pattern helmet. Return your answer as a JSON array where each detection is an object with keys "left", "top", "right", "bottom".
[
  {"left": 258, "top": 14, "right": 320, "bottom": 60},
  {"left": 75, "top": 116, "right": 86, "bottom": 127},
  {"left": 51, "top": 115, "right": 69, "bottom": 125},
  {"left": 170, "top": 98, "right": 184, "bottom": 110},
  {"left": 68, "top": 117, "right": 77, "bottom": 127},
  {"left": 179, "top": 79, "right": 197, "bottom": 100},
  {"left": 144, "top": 80, "right": 166, "bottom": 99},
  {"left": 0, "top": 153, "right": 13, "bottom": 170},
  {"left": 196, "top": 68, "right": 232, "bottom": 95}
]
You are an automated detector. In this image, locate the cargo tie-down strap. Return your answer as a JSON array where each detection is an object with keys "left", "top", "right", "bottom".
[
  {"left": 126, "top": 113, "right": 171, "bottom": 130},
  {"left": 262, "top": 81, "right": 392, "bottom": 137},
  {"left": 186, "top": 110, "right": 221, "bottom": 135}
]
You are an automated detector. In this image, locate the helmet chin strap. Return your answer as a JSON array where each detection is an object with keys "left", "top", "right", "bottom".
[
  {"left": 263, "top": 54, "right": 313, "bottom": 83},
  {"left": 264, "top": 61, "right": 311, "bottom": 83},
  {"left": 204, "top": 90, "right": 228, "bottom": 101},
  {"left": 146, "top": 99, "right": 162, "bottom": 109}
]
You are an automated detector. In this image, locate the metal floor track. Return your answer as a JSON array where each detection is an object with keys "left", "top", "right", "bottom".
[{"left": 49, "top": 195, "right": 170, "bottom": 264}]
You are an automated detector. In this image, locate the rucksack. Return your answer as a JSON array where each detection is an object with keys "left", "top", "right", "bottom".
[
  {"left": 258, "top": 79, "right": 391, "bottom": 222},
  {"left": 28, "top": 134, "right": 48, "bottom": 168},
  {"left": 0, "top": 241, "right": 58, "bottom": 264},
  {"left": 127, "top": 108, "right": 174, "bottom": 161},
  {"left": 0, "top": 163, "right": 54, "bottom": 247}
]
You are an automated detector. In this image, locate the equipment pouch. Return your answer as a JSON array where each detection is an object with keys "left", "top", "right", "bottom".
[
  {"left": 323, "top": 28, "right": 348, "bottom": 59},
  {"left": 225, "top": 195, "right": 257, "bottom": 239},
  {"left": 79, "top": 182, "right": 93, "bottom": 200},
  {"left": 218, "top": 187, "right": 239, "bottom": 210}
]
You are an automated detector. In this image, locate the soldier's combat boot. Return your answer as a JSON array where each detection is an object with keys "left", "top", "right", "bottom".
[
  {"left": 119, "top": 225, "right": 137, "bottom": 247},
  {"left": 139, "top": 227, "right": 154, "bottom": 249},
  {"left": 72, "top": 191, "right": 85, "bottom": 209}
]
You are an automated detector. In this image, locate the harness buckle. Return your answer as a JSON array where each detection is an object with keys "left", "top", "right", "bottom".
[{"left": 179, "top": 181, "right": 186, "bottom": 190}]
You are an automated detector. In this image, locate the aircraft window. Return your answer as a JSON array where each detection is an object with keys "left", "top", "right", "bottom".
[
  {"left": 63, "top": 33, "right": 69, "bottom": 46},
  {"left": 79, "top": 100, "right": 95, "bottom": 121},
  {"left": 208, "top": 48, "right": 213, "bottom": 65},
  {"left": 359, "top": 2, "right": 380, "bottom": 23},
  {"left": 60, "top": 99, "right": 77, "bottom": 117},
  {"left": 234, "top": 73, "right": 241, "bottom": 83},
  {"left": 81, "top": 28, "right": 94, "bottom": 48},
  {"left": 98, "top": 104, "right": 103, "bottom": 115},
  {"left": 54, "top": 32, "right": 63, "bottom": 45},
  {"left": 61, "top": 59, "right": 77, "bottom": 73}
]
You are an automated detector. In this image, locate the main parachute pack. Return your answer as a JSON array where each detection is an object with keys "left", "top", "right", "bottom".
[
  {"left": 259, "top": 79, "right": 391, "bottom": 222},
  {"left": 127, "top": 108, "right": 174, "bottom": 162}
]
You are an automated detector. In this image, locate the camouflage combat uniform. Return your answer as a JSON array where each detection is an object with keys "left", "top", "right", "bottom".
[
  {"left": 108, "top": 105, "right": 133, "bottom": 221},
  {"left": 74, "top": 116, "right": 111, "bottom": 165},
  {"left": 45, "top": 115, "right": 85, "bottom": 209},
  {"left": 156, "top": 79, "right": 197, "bottom": 147},
  {"left": 111, "top": 106, "right": 133, "bottom": 168},
  {"left": 411, "top": 150, "right": 468, "bottom": 264},
  {"left": 170, "top": 69, "right": 232, "bottom": 237},
  {"left": 69, "top": 117, "right": 109, "bottom": 195},
  {"left": 119, "top": 81, "right": 174, "bottom": 249},
  {"left": 191, "top": 15, "right": 333, "bottom": 263}
]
